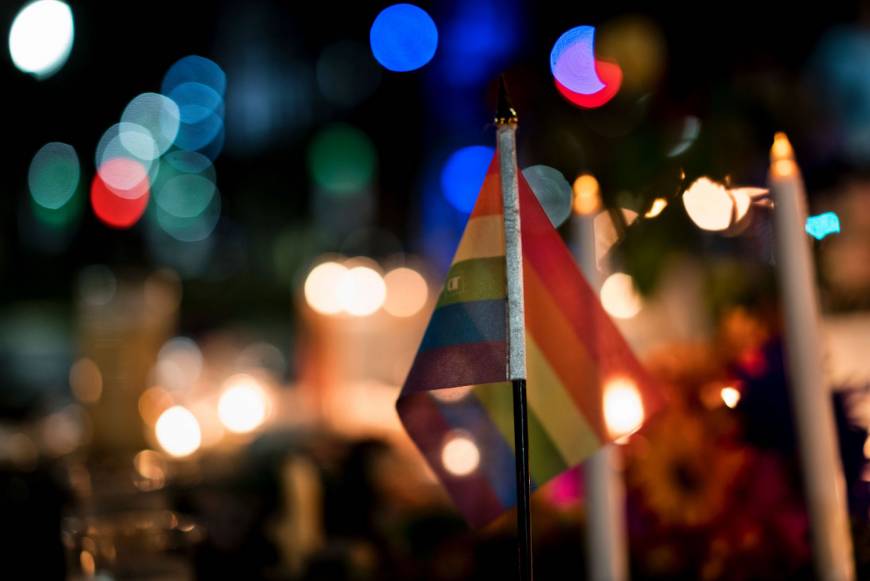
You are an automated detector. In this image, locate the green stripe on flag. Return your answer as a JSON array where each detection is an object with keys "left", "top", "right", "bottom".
[
  {"left": 526, "top": 406, "right": 569, "bottom": 483},
  {"left": 437, "top": 257, "right": 506, "bottom": 308}
]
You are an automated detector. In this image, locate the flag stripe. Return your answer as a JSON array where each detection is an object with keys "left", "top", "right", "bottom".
[
  {"left": 469, "top": 164, "right": 503, "bottom": 218},
  {"left": 403, "top": 341, "right": 506, "bottom": 394},
  {"left": 437, "top": 393, "right": 518, "bottom": 508},
  {"left": 452, "top": 215, "right": 505, "bottom": 263},
  {"left": 397, "top": 394, "right": 505, "bottom": 526},
  {"left": 419, "top": 299, "right": 506, "bottom": 351},
  {"left": 518, "top": 175, "right": 665, "bottom": 414},
  {"left": 437, "top": 257, "right": 506, "bottom": 307},
  {"left": 526, "top": 402, "right": 569, "bottom": 482},
  {"left": 526, "top": 335, "right": 603, "bottom": 465},
  {"left": 523, "top": 262, "right": 609, "bottom": 439},
  {"left": 472, "top": 383, "right": 566, "bottom": 485}
]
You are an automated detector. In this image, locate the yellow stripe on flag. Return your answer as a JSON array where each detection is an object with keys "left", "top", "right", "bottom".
[
  {"left": 452, "top": 214, "right": 505, "bottom": 263},
  {"left": 526, "top": 335, "right": 602, "bottom": 465}
]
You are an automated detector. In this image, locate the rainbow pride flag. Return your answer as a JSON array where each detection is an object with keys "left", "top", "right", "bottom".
[{"left": 397, "top": 151, "right": 664, "bottom": 527}]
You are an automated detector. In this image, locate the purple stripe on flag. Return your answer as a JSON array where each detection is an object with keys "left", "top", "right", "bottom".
[
  {"left": 403, "top": 341, "right": 507, "bottom": 394},
  {"left": 397, "top": 393, "right": 505, "bottom": 526},
  {"left": 436, "top": 393, "right": 518, "bottom": 509}
]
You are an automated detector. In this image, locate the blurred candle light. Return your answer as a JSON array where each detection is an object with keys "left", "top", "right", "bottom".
[
  {"left": 383, "top": 267, "right": 428, "bottom": 317},
  {"left": 155, "top": 405, "right": 201, "bottom": 458},
  {"left": 600, "top": 272, "right": 642, "bottom": 319},
  {"left": 572, "top": 174, "right": 601, "bottom": 216},
  {"left": 682, "top": 177, "right": 733, "bottom": 231},
  {"left": 720, "top": 386, "right": 741, "bottom": 409},
  {"left": 8, "top": 0, "right": 74, "bottom": 79},
  {"left": 218, "top": 374, "right": 268, "bottom": 434},
  {"left": 441, "top": 432, "right": 480, "bottom": 476},
  {"left": 304, "top": 261, "right": 348, "bottom": 315},
  {"left": 338, "top": 265, "right": 386, "bottom": 316},
  {"left": 644, "top": 197, "right": 668, "bottom": 218},
  {"left": 603, "top": 377, "right": 644, "bottom": 440}
]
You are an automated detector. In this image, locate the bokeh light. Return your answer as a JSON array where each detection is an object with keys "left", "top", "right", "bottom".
[
  {"left": 441, "top": 432, "right": 480, "bottom": 476},
  {"left": 28, "top": 142, "right": 79, "bottom": 210},
  {"left": 550, "top": 26, "right": 605, "bottom": 94},
  {"left": 218, "top": 374, "right": 269, "bottom": 434},
  {"left": 596, "top": 16, "right": 666, "bottom": 93},
  {"left": 69, "top": 357, "right": 102, "bottom": 404},
  {"left": 90, "top": 167, "right": 150, "bottom": 229},
  {"left": 600, "top": 272, "right": 643, "bottom": 319},
  {"left": 133, "top": 449, "right": 166, "bottom": 490},
  {"left": 317, "top": 40, "right": 381, "bottom": 107},
  {"left": 155, "top": 405, "right": 201, "bottom": 458},
  {"left": 551, "top": 25, "right": 622, "bottom": 108},
  {"left": 308, "top": 124, "right": 376, "bottom": 196},
  {"left": 667, "top": 116, "right": 701, "bottom": 157},
  {"left": 162, "top": 55, "right": 226, "bottom": 97},
  {"left": 370, "top": 4, "right": 438, "bottom": 73},
  {"left": 603, "top": 377, "right": 645, "bottom": 440},
  {"left": 8, "top": 0, "right": 74, "bottom": 79},
  {"left": 572, "top": 173, "right": 601, "bottom": 215},
  {"left": 156, "top": 337, "right": 202, "bottom": 392},
  {"left": 523, "top": 165, "right": 572, "bottom": 227},
  {"left": 682, "top": 177, "right": 733, "bottom": 232},
  {"left": 95, "top": 124, "right": 158, "bottom": 190},
  {"left": 338, "top": 265, "right": 386, "bottom": 316},
  {"left": 121, "top": 93, "right": 181, "bottom": 157},
  {"left": 441, "top": 145, "right": 494, "bottom": 214},
  {"left": 304, "top": 261, "right": 349, "bottom": 315},
  {"left": 162, "top": 56, "right": 226, "bottom": 157},
  {"left": 155, "top": 174, "right": 217, "bottom": 219},
  {"left": 383, "top": 267, "right": 428, "bottom": 317},
  {"left": 153, "top": 188, "right": 221, "bottom": 242},
  {"left": 720, "top": 386, "right": 741, "bottom": 409},
  {"left": 805, "top": 211, "right": 841, "bottom": 240},
  {"left": 644, "top": 197, "right": 668, "bottom": 218},
  {"left": 138, "top": 386, "right": 174, "bottom": 427}
]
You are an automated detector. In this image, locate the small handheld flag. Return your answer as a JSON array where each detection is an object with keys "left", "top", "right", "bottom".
[{"left": 397, "top": 146, "right": 664, "bottom": 528}]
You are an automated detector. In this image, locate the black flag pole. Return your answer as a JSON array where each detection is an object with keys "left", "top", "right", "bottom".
[{"left": 495, "top": 76, "right": 533, "bottom": 581}]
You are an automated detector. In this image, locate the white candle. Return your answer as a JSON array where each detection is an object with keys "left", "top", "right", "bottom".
[
  {"left": 572, "top": 174, "right": 629, "bottom": 581},
  {"left": 769, "top": 133, "right": 855, "bottom": 581}
]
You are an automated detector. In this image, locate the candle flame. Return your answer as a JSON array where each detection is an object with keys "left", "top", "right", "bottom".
[
  {"left": 573, "top": 174, "right": 601, "bottom": 215},
  {"left": 770, "top": 133, "right": 799, "bottom": 179},
  {"left": 771, "top": 132, "right": 794, "bottom": 162}
]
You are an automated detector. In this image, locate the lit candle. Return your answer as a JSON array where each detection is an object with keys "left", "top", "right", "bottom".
[
  {"left": 572, "top": 173, "right": 629, "bottom": 581},
  {"left": 769, "top": 133, "right": 855, "bottom": 581}
]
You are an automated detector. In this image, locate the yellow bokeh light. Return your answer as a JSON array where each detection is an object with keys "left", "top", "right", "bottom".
[
  {"left": 155, "top": 405, "right": 201, "bottom": 458},
  {"left": 69, "top": 357, "right": 102, "bottom": 404},
  {"left": 572, "top": 174, "right": 601, "bottom": 216},
  {"left": 338, "top": 265, "right": 386, "bottom": 316},
  {"left": 720, "top": 386, "right": 741, "bottom": 409},
  {"left": 682, "top": 177, "right": 733, "bottom": 231},
  {"left": 441, "top": 432, "right": 480, "bottom": 476},
  {"left": 383, "top": 267, "right": 429, "bottom": 317},
  {"left": 304, "top": 261, "right": 348, "bottom": 315},
  {"left": 600, "top": 272, "right": 643, "bottom": 319},
  {"left": 603, "top": 377, "right": 645, "bottom": 440},
  {"left": 644, "top": 197, "right": 668, "bottom": 218},
  {"left": 218, "top": 374, "right": 268, "bottom": 434},
  {"left": 138, "top": 386, "right": 174, "bottom": 427}
]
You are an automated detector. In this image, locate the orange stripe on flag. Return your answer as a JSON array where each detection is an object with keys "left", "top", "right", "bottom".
[{"left": 523, "top": 261, "right": 609, "bottom": 440}]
